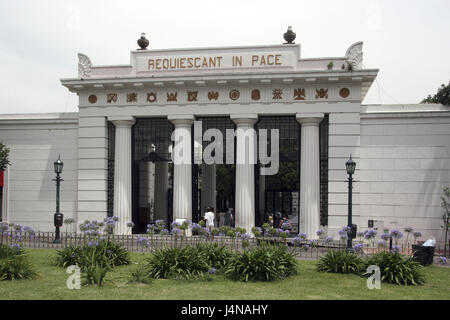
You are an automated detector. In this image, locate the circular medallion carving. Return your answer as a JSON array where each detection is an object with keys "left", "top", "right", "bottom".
[
  {"left": 251, "top": 89, "right": 261, "bottom": 101},
  {"left": 339, "top": 88, "right": 350, "bottom": 98},
  {"left": 88, "top": 95, "right": 97, "bottom": 104},
  {"left": 229, "top": 89, "right": 240, "bottom": 101}
]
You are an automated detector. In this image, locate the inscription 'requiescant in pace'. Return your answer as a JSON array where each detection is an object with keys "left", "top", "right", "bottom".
[{"left": 147, "top": 54, "right": 283, "bottom": 70}]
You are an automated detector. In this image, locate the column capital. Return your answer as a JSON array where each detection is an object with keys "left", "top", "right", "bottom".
[
  {"left": 108, "top": 116, "right": 135, "bottom": 127},
  {"left": 230, "top": 114, "right": 258, "bottom": 126},
  {"left": 296, "top": 113, "right": 324, "bottom": 125},
  {"left": 168, "top": 115, "right": 194, "bottom": 127}
]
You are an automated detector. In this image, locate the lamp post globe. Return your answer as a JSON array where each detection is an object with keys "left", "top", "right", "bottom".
[
  {"left": 346, "top": 154, "right": 356, "bottom": 252},
  {"left": 53, "top": 155, "right": 64, "bottom": 244}
]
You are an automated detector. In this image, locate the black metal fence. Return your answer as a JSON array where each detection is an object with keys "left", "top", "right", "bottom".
[{"left": 2, "top": 231, "right": 449, "bottom": 261}]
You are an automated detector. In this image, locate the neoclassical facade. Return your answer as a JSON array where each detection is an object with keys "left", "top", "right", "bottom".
[{"left": 0, "top": 38, "right": 448, "bottom": 241}]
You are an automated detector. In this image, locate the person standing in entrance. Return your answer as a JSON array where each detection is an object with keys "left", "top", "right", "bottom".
[{"left": 204, "top": 207, "right": 215, "bottom": 232}]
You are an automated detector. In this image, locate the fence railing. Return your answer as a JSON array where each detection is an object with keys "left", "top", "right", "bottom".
[{"left": 1, "top": 231, "right": 449, "bottom": 260}]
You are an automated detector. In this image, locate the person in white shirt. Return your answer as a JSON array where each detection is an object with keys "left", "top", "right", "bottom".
[{"left": 204, "top": 207, "right": 215, "bottom": 232}]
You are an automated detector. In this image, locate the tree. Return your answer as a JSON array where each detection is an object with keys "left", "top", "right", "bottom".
[
  {"left": 421, "top": 81, "right": 450, "bottom": 106},
  {"left": 0, "top": 142, "right": 10, "bottom": 171}
]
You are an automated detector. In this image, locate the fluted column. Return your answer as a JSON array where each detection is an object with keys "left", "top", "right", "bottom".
[
  {"left": 231, "top": 114, "right": 258, "bottom": 233},
  {"left": 201, "top": 164, "right": 216, "bottom": 213},
  {"left": 110, "top": 116, "right": 135, "bottom": 235},
  {"left": 296, "top": 113, "right": 324, "bottom": 239},
  {"left": 169, "top": 115, "right": 194, "bottom": 222}
]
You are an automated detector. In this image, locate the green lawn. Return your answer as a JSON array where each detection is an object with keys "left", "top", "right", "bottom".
[{"left": 0, "top": 249, "right": 449, "bottom": 300}]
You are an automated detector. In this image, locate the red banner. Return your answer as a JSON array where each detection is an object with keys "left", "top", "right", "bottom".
[{"left": 0, "top": 171, "right": 3, "bottom": 187}]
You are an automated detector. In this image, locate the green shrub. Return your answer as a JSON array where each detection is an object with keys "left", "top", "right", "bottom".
[
  {"left": 195, "top": 243, "right": 234, "bottom": 269},
  {"left": 55, "top": 240, "right": 130, "bottom": 269},
  {"left": 83, "top": 263, "right": 108, "bottom": 286},
  {"left": 225, "top": 245, "right": 297, "bottom": 282},
  {"left": 0, "top": 255, "right": 37, "bottom": 280},
  {"left": 362, "top": 251, "right": 425, "bottom": 286},
  {"left": 146, "top": 246, "right": 210, "bottom": 279},
  {"left": 55, "top": 246, "right": 81, "bottom": 268},
  {"left": 317, "top": 250, "right": 362, "bottom": 274},
  {"left": 130, "top": 265, "right": 153, "bottom": 284},
  {"left": 101, "top": 240, "right": 130, "bottom": 267},
  {"left": 0, "top": 244, "right": 24, "bottom": 258}
]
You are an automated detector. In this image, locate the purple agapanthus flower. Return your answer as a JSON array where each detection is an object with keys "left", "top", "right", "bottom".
[
  {"left": 377, "top": 240, "right": 386, "bottom": 247},
  {"left": 413, "top": 231, "right": 422, "bottom": 239},
  {"left": 88, "top": 241, "right": 99, "bottom": 247},
  {"left": 391, "top": 245, "right": 401, "bottom": 253},
  {"left": 208, "top": 267, "right": 217, "bottom": 274},
  {"left": 404, "top": 227, "right": 413, "bottom": 233},
  {"left": 353, "top": 243, "right": 364, "bottom": 253},
  {"left": 297, "top": 233, "right": 307, "bottom": 240},
  {"left": 380, "top": 233, "right": 390, "bottom": 241},
  {"left": 10, "top": 243, "right": 20, "bottom": 252},
  {"left": 240, "top": 233, "right": 251, "bottom": 240},
  {"left": 438, "top": 256, "right": 447, "bottom": 265},
  {"left": 390, "top": 229, "right": 403, "bottom": 239},
  {"left": 325, "top": 236, "right": 334, "bottom": 243},
  {"left": 316, "top": 229, "right": 324, "bottom": 236},
  {"left": 126, "top": 222, "right": 135, "bottom": 228},
  {"left": 364, "top": 229, "right": 377, "bottom": 239}
]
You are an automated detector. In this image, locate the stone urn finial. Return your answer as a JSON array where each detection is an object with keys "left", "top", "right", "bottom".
[
  {"left": 137, "top": 32, "right": 149, "bottom": 50},
  {"left": 283, "top": 26, "right": 296, "bottom": 44}
]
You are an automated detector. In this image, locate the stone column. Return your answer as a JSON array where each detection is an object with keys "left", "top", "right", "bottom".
[
  {"left": 201, "top": 164, "right": 216, "bottom": 213},
  {"left": 296, "top": 113, "right": 324, "bottom": 239},
  {"left": 231, "top": 114, "right": 258, "bottom": 233},
  {"left": 154, "top": 161, "right": 168, "bottom": 222},
  {"left": 168, "top": 115, "right": 194, "bottom": 222},
  {"left": 110, "top": 116, "right": 135, "bottom": 235}
]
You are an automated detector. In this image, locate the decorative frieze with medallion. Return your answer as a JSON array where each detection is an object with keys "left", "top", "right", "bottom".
[{"left": 82, "top": 85, "right": 357, "bottom": 106}]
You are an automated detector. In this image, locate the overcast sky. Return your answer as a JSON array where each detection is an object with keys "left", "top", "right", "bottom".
[{"left": 0, "top": 0, "right": 449, "bottom": 114}]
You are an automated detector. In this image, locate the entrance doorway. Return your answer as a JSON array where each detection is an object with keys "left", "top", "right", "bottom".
[
  {"left": 131, "top": 118, "right": 174, "bottom": 233},
  {"left": 193, "top": 117, "right": 236, "bottom": 225}
]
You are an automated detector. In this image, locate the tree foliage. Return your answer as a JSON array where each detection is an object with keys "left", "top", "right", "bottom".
[{"left": 421, "top": 81, "right": 450, "bottom": 106}]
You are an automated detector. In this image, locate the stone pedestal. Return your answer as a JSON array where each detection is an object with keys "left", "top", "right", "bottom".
[
  {"left": 110, "top": 116, "right": 135, "bottom": 235},
  {"left": 169, "top": 115, "right": 194, "bottom": 222},
  {"left": 231, "top": 114, "right": 258, "bottom": 233},
  {"left": 296, "top": 113, "right": 324, "bottom": 239}
]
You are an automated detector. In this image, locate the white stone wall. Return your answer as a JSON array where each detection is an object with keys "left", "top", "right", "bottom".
[
  {"left": 327, "top": 111, "right": 361, "bottom": 238},
  {"left": 0, "top": 113, "right": 79, "bottom": 231},
  {"left": 359, "top": 104, "right": 450, "bottom": 242},
  {"left": 77, "top": 111, "right": 108, "bottom": 227}
]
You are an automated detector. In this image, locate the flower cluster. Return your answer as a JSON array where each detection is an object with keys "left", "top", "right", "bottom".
[
  {"left": 325, "top": 236, "right": 334, "bottom": 244},
  {"left": 438, "top": 256, "right": 447, "bottom": 265},
  {"left": 126, "top": 222, "right": 135, "bottom": 228},
  {"left": 88, "top": 240, "right": 99, "bottom": 247},
  {"left": 240, "top": 233, "right": 251, "bottom": 240},
  {"left": 137, "top": 236, "right": 150, "bottom": 248},
  {"left": 353, "top": 243, "right": 364, "bottom": 253},
  {"left": 391, "top": 245, "right": 401, "bottom": 253},
  {"left": 338, "top": 227, "right": 349, "bottom": 241},
  {"left": 390, "top": 229, "right": 403, "bottom": 239},
  {"left": 380, "top": 233, "right": 390, "bottom": 241},
  {"left": 316, "top": 229, "right": 324, "bottom": 237},
  {"left": 364, "top": 229, "right": 377, "bottom": 239},
  {"left": 404, "top": 227, "right": 413, "bottom": 233},
  {"left": 413, "top": 231, "right": 422, "bottom": 239}
]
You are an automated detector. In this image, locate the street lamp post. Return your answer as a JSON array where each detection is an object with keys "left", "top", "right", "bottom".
[
  {"left": 53, "top": 156, "right": 64, "bottom": 244},
  {"left": 346, "top": 155, "right": 356, "bottom": 252}
]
